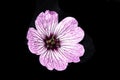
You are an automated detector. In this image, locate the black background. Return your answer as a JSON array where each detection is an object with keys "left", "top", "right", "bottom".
[{"left": 3, "top": 0, "right": 119, "bottom": 79}]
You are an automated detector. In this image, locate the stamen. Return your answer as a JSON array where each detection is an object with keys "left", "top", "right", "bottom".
[{"left": 44, "top": 34, "right": 61, "bottom": 50}]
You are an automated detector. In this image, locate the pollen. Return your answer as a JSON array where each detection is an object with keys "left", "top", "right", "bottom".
[{"left": 44, "top": 34, "right": 61, "bottom": 50}]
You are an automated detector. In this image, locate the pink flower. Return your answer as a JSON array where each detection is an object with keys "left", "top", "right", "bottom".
[{"left": 27, "top": 10, "right": 85, "bottom": 71}]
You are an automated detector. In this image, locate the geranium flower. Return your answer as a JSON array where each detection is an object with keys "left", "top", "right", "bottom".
[{"left": 27, "top": 10, "right": 85, "bottom": 71}]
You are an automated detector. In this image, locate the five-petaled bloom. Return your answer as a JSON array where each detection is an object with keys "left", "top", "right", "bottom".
[{"left": 27, "top": 10, "right": 85, "bottom": 71}]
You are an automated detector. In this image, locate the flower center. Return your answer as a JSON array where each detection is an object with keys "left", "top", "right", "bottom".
[{"left": 44, "top": 34, "right": 61, "bottom": 50}]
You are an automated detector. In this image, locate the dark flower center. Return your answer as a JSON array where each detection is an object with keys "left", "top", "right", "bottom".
[{"left": 44, "top": 34, "right": 61, "bottom": 51}]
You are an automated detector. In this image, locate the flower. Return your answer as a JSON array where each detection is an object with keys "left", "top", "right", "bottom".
[{"left": 27, "top": 10, "right": 85, "bottom": 71}]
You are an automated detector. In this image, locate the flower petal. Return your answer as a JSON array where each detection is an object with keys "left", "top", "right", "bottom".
[
  {"left": 60, "top": 44, "right": 85, "bottom": 63},
  {"left": 39, "top": 51, "right": 55, "bottom": 70},
  {"left": 39, "top": 50, "right": 68, "bottom": 71},
  {"left": 35, "top": 10, "right": 58, "bottom": 36},
  {"left": 54, "top": 60, "right": 68, "bottom": 71},
  {"left": 52, "top": 50, "right": 68, "bottom": 71},
  {"left": 27, "top": 28, "right": 43, "bottom": 40},
  {"left": 54, "top": 17, "right": 78, "bottom": 36},
  {"left": 39, "top": 51, "right": 49, "bottom": 66},
  {"left": 27, "top": 28, "right": 45, "bottom": 55},
  {"left": 46, "top": 50, "right": 55, "bottom": 70},
  {"left": 59, "top": 26, "right": 85, "bottom": 44}
]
